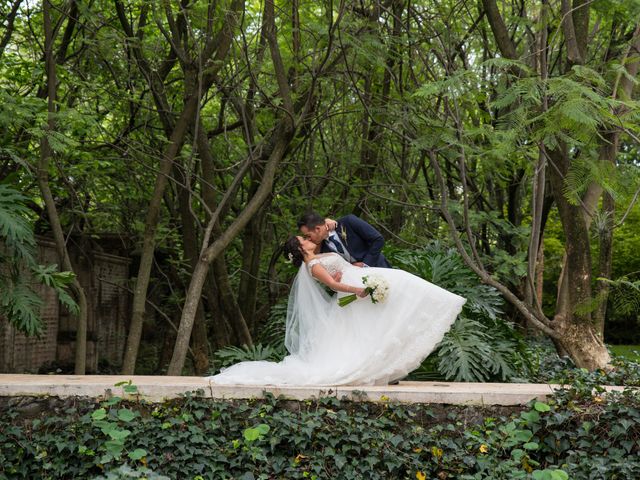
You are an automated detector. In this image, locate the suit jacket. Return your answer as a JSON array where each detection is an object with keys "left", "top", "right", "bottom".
[{"left": 321, "top": 214, "right": 392, "bottom": 268}]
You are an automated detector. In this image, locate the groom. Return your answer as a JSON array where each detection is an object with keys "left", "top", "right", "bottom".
[{"left": 297, "top": 212, "right": 392, "bottom": 268}]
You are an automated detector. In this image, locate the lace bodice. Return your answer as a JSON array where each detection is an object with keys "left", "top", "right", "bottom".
[{"left": 307, "top": 253, "right": 351, "bottom": 277}]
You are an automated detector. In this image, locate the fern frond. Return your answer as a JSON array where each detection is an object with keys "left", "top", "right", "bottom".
[
  {"left": 563, "top": 157, "right": 623, "bottom": 206},
  {"left": 32, "top": 264, "right": 79, "bottom": 315},
  {"left": 570, "top": 65, "right": 608, "bottom": 90},
  {"left": 562, "top": 156, "right": 593, "bottom": 205},
  {"left": 212, "top": 343, "right": 286, "bottom": 372},
  {"left": 0, "top": 276, "right": 44, "bottom": 336},
  {"left": 256, "top": 300, "right": 288, "bottom": 349},
  {"left": 491, "top": 78, "right": 541, "bottom": 111},
  {"left": 481, "top": 57, "right": 533, "bottom": 76},
  {"left": 0, "top": 184, "right": 36, "bottom": 265},
  {"left": 598, "top": 277, "right": 640, "bottom": 316}
]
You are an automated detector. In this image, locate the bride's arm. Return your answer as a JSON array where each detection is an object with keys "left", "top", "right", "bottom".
[{"left": 310, "top": 264, "right": 367, "bottom": 297}]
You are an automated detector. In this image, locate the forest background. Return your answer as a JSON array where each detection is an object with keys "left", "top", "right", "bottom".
[{"left": 1, "top": 0, "right": 640, "bottom": 380}]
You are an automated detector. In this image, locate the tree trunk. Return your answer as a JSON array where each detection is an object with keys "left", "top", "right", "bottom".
[
  {"left": 39, "top": 0, "right": 88, "bottom": 375},
  {"left": 212, "top": 251, "right": 253, "bottom": 346},
  {"left": 121, "top": 94, "right": 199, "bottom": 374},
  {"left": 167, "top": 123, "right": 294, "bottom": 375},
  {"left": 195, "top": 116, "right": 253, "bottom": 348},
  {"left": 594, "top": 191, "right": 614, "bottom": 338},
  {"left": 0, "top": 0, "right": 22, "bottom": 60},
  {"left": 238, "top": 208, "right": 266, "bottom": 331},
  {"left": 547, "top": 145, "right": 611, "bottom": 366},
  {"left": 175, "top": 163, "right": 210, "bottom": 374},
  {"left": 592, "top": 26, "right": 640, "bottom": 338},
  {"left": 559, "top": 324, "right": 610, "bottom": 371}
]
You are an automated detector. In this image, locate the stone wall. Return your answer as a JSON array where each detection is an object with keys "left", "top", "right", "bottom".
[{"left": 0, "top": 237, "right": 131, "bottom": 373}]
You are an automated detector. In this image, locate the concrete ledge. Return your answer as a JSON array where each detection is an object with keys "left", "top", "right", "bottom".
[
  {"left": 0, "top": 375, "right": 211, "bottom": 403},
  {"left": 0, "top": 375, "right": 627, "bottom": 405}
]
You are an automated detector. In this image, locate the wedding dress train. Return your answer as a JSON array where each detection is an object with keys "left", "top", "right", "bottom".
[{"left": 209, "top": 253, "right": 466, "bottom": 386}]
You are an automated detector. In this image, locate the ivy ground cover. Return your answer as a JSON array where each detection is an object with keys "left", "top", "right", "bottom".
[{"left": 2, "top": 381, "right": 640, "bottom": 480}]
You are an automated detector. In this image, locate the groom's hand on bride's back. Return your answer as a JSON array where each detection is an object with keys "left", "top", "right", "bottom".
[{"left": 352, "top": 262, "right": 366, "bottom": 268}]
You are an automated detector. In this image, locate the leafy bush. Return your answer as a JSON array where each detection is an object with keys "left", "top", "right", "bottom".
[
  {"left": 213, "top": 343, "right": 286, "bottom": 372},
  {"left": 0, "top": 184, "right": 78, "bottom": 336},
  {"left": 209, "top": 300, "right": 289, "bottom": 374},
  {"left": 2, "top": 376, "right": 640, "bottom": 479},
  {"left": 387, "top": 243, "right": 528, "bottom": 382},
  {"left": 255, "top": 299, "right": 289, "bottom": 351},
  {"left": 521, "top": 338, "right": 640, "bottom": 387}
]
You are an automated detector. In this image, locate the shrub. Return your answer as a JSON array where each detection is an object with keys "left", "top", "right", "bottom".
[{"left": 387, "top": 243, "right": 529, "bottom": 382}]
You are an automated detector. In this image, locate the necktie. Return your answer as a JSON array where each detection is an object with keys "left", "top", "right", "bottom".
[{"left": 329, "top": 237, "right": 344, "bottom": 254}]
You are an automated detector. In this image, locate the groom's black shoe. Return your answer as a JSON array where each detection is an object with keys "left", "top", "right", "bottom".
[{"left": 388, "top": 380, "right": 400, "bottom": 385}]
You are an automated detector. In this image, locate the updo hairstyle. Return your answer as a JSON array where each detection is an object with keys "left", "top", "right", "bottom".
[{"left": 283, "top": 236, "right": 305, "bottom": 268}]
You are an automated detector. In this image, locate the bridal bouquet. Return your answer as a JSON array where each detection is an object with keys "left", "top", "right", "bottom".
[{"left": 338, "top": 274, "right": 390, "bottom": 307}]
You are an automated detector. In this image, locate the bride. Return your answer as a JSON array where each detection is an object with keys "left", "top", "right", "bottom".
[{"left": 209, "top": 236, "right": 466, "bottom": 386}]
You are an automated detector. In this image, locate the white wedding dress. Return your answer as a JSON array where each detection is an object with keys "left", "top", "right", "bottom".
[{"left": 209, "top": 253, "right": 466, "bottom": 386}]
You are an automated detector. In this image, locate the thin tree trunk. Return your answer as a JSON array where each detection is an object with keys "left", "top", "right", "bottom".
[
  {"left": 212, "top": 252, "right": 252, "bottom": 346},
  {"left": 238, "top": 208, "right": 266, "bottom": 331},
  {"left": 525, "top": 10, "right": 549, "bottom": 316},
  {"left": 118, "top": 0, "right": 243, "bottom": 373},
  {"left": 175, "top": 163, "right": 210, "bottom": 374},
  {"left": 0, "top": 0, "right": 22, "bottom": 60},
  {"left": 39, "top": 0, "right": 88, "bottom": 375},
  {"left": 592, "top": 26, "right": 640, "bottom": 338},
  {"left": 195, "top": 117, "right": 253, "bottom": 347},
  {"left": 167, "top": 124, "right": 294, "bottom": 375},
  {"left": 594, "top": 191, "right": 614, "bottom": 338},
  {"left": 121, "top": 94, "right": 199, "bottom": 374},
  {"left": 481, "top": 0, "right": 517, "bottom": 59}
]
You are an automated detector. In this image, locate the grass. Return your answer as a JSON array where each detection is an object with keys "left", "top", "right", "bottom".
[{"left": 609, "top": 345, "right": 640, "bottom": 362}]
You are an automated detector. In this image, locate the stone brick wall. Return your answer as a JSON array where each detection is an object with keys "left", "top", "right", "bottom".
[{"left": 0, "top": 237, "right": 130, "bottom": 373}]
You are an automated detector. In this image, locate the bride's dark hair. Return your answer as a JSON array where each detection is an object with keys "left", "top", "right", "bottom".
[{"left": 283, "top": 236, "right": 305, "bottom": 268}]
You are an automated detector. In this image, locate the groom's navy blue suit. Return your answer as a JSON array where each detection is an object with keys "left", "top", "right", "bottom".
[{"left": 320, "top": 214, "right": 392, "bottom": 268}]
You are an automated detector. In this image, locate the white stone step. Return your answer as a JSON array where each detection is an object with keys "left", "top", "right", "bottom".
[{"left": 0, "top": 374, "right": 626, "bottom": 405}]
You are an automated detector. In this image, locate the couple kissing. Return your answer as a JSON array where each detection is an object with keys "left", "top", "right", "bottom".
[
  {"left": 209, "top": 211, "right": 466, "bottom": 387},
  {"left": 295, "top": 212, "right": 391, "bottom": 269}
]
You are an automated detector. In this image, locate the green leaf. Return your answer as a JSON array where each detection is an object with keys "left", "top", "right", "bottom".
[
  {"left": 104, "top": 439, "right": 124, "bottom": 456},
  {"left": 107, "top": 429, "right": 131, "bottom": 441},
  {"left": 117, "top": 409, "right": 136, "bottom": 422},
  {"left": 127, "top": 448, "right": 147, "bottom": 461},
  {"left": 520, "top": 410, "right": 540, "bottom": 424},
  {"left": 256, "top": 424, "right": 270, "bottom": 435},
  {"left": 91, "top": 408, "right": 107, "bottom": 421},
  {"left": 243, "top": 428, "right": 260, "bottom": 442},
  {"left": 123, "top": 384, "right": 139, "bottom": 394},
  {"left": 534, "top": 401, "right": 551, "bottom": 412},
  {"left": 243, "top": 424, "right": 269, "bottom": 442}
]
